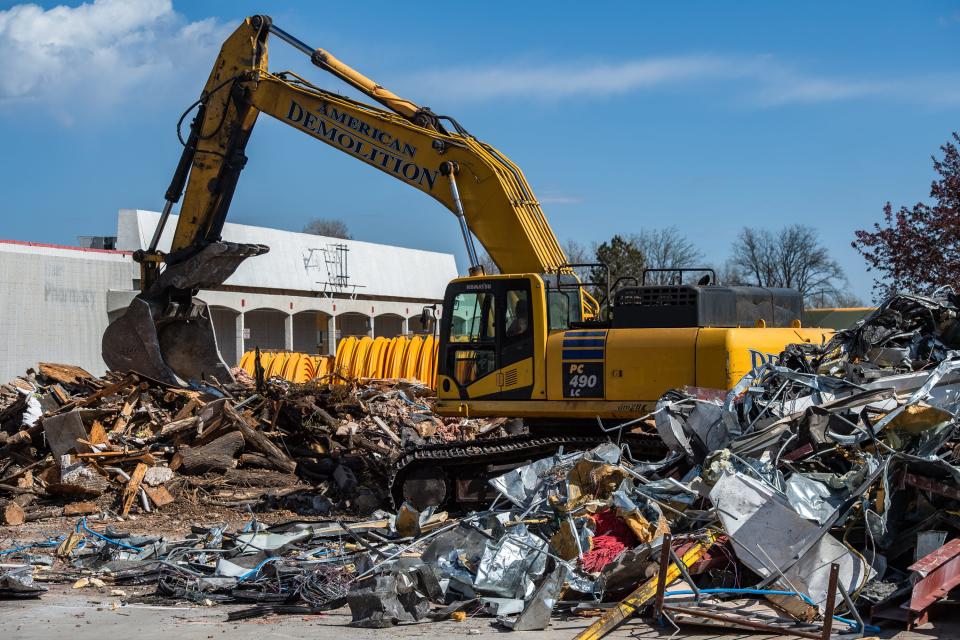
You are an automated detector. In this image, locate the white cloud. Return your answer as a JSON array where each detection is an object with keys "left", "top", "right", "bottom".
[
  {"left": 0, "top": 0, "right": 229, "bottom": 123},
  {"left": 405, "top": 55, "right": 960, "bottom": 109},
  {"left": 538, "top": 191, "right": 582, "bottom": 205}
]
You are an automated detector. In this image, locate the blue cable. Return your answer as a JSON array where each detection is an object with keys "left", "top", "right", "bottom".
[
  {"left": 237, "top": 556, "right": 282, "bottom": 581},
  {"left": 236, "top": 548, "right": 337, "bottom": 581},
  {"left": 665, "top": 588, "right": 880, "bottom": 633},
  {"left": 77, "top": 518, "right": 143, "bottom": 552},
  {"left": 0, "top": 536, "right": 64, "bottom": 556}
]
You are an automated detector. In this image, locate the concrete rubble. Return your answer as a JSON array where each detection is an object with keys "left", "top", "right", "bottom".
[{"left": 2, "top": 290, "right": 960, "bottom": 636}]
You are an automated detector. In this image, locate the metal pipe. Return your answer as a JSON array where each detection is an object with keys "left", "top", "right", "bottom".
[
  {"left": 266, "top": 23, "right": 314, "bottom": 56},
  {"left": 444, "top": 167, "right": 481, "bottom": 272},
  {"left": 821, "top": 563, "right": 840, "bottom": 640},
  {"left": 147, "top": 200, "right": 174, "bottom": 253}
]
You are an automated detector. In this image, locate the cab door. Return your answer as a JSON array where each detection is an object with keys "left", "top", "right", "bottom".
[
  {"left": 496, "top": 279, "right": 535, "bottom": 397},
  {"left": 437, "top": 278, "right": 536, "bottom": 400}
]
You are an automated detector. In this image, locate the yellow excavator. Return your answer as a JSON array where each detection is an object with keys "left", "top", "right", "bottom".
[{"left": 102, "top": 16, "right": 831, "bottom": 507}]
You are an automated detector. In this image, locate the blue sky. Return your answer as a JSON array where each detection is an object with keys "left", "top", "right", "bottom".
[{"left": 1, "top": 0, "right": 958, "bottom": 300}]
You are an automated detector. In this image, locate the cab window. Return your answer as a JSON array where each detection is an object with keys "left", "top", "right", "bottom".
[
  {"left": 504, "top": 289, "right": 530, "bottom": 338},
  {"left": 450, "top": 291, "right": 495, "bottom": 342},
  {"left": 448, "top": 291, "right": 496, "bottom": 385},
  {"left": 548, "top": 290, "right": 581, "bottom": 331}
]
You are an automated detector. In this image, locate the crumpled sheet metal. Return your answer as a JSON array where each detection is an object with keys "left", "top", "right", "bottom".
[
  {"left": 656, "top": 397, "right": 742, "bottom": 460},
  {"left": 500, "top": 563, "right": 568, "bottom": 631},
  {"left": 0, "top": 564, "right": 46, "bottom": 599},
  {"left": 709, "top": 471, "right": 874, "bottom": 612},
  {"left": 474, "top": 525, "right": 548, "bottom": 599},
  {"left": 784, "top": 473, "right": 837, "bottom": 525},
  {"left": 488, "top": 442, "right": 622, "bottom": 510},
  {"left": 488, "top": 453, "right": 568, "bottom": 509}
]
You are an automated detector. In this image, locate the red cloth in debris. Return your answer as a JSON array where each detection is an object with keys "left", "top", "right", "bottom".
[{"left": 580, "top": 509, "right": 638, "bottom": 573}]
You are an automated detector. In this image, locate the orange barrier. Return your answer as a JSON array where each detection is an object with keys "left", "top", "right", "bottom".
[{"left": 239, "top": 334, "right": 438, "bottom": 387}]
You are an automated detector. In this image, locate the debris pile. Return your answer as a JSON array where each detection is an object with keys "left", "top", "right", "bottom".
[
  {"left": 0, "top": 364, "right": 500, "bottom": 526},
  {"left": 3, "top": 290, "right": 960, "bottom": 636},
  {"left": 649, "top": 290, "right": 960, "bottom": 631}
]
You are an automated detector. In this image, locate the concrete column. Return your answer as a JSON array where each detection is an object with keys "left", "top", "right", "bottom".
[
  {"left": 367, "top": 315, "right": 374, "bottom": 338},
  {"left": 235, "top": 312, "right": 245, "bottom": 364},
  {"left": 327, "top": 314, "right": 337, "bottom": 356},
  {"left": 284, "top": 314, "right": 294, "bottom": 351},
  {"left": 402, "top": 316, "right": 409, "bottom": 336}
]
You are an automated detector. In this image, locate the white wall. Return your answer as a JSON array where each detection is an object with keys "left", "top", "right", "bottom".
[
  {"left": 0, "top": 242, "right": 137, "bottom": 380},
  {"left": 117, "top": 209, "right": 458, "bottom": 301}
]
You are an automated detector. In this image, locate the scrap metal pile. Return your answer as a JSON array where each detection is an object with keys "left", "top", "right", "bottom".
[
  {"left": 0, "top": 364, "right": 499, "bottom": 526},
  {"left": 650, "top": 290, "right": 960, "bottom": 632}
]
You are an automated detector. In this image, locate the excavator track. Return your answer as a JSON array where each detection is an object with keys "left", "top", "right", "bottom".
[{"left": 390, "top": 431, "right": 668, "bottom": 510}]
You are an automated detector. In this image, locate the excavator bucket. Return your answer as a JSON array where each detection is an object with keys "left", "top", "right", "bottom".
[{"left": 102, "top": 241, "right": 268, "bottom": 387}]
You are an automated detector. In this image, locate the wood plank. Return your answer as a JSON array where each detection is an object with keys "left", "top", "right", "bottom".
[
  {"left": 120, "top": 463, "right": 148, "bottom": 516},
  {"left": 143, "top": 485, "right": 174, "bottom": 508},
  {"left": 88, "top": 420, "right": 110, "bottom": 446},
  {"left": 39, "top": 362, "right": 94, "bottom": 385},
  {"left": 63, "top": 501, "right": 99, "bottom": 517},
  {"left": 54, "top": 373, "right": 138, "bottom": 414}
]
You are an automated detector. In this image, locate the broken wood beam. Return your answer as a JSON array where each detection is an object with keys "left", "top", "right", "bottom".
[
  {"left": 173, "top": 430, "right": 244, "bottom": 475},
  {"left": 225, "top": 403, "right": 296, "bottom": 473},
  {"left": 120, "top": 462, "right": 148, "bottom": 516}
]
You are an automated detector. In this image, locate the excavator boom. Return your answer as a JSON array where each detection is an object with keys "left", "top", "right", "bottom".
[{"left": 102, "top": 16, "right": 583, "bottom": 385}]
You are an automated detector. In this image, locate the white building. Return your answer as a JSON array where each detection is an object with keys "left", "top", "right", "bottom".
[{"left": 0, "top": 210, "right": 458, "bottom": 380}]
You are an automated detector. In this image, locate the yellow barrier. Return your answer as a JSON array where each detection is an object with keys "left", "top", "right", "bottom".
[{"left": 240, "top": 334, "right": 438, "bottom": 387}]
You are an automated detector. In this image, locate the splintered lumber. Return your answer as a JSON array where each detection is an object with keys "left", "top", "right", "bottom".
[
  {"left": 88, "top": 420, "right": 110, "bottom": 446},
  {"left": 39, "top": 363, "right": 94, "bottom": 385},
  {"left": 63, "top": 501, "right": 99, "bottom": 517},
  {"left": 111, "top": 386, "right": 143, "bottom": 434},
  {"left": 156, "top": 416, "right": 200, "bottom": 440},
  {"left": 173, "top": 430, "right": 244, "bottom": 475},
  {"left": 54, "top": 373, "right": 137, "bottom": 414},
  {"left": 225, "top": 404, "right": 296, "bottom": 473},
  {"left": 50, "top": 384, "right": 71, "bottom": 405},
  {"left": 371, "top": 416, "right": 401, "bottom": 444},
  {"left": 120, "top": 462, "right": 148, "bottom": 516},
  {"left": 142, "top": 485, "right": 174, "bottom": 508}
]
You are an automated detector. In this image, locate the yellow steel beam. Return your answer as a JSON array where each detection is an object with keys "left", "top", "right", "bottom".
[{"left": 572, "top": 530, "right": 718, "bottom": 640}]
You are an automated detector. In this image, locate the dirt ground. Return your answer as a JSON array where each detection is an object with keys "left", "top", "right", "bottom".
[
  {"left": 2, "top": 516, "right": 956, "bottom": 640},
  {"left": 0, "top": 584, "right": 954, "bottom": 640}
]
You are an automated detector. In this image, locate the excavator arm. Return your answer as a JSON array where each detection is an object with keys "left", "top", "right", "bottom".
[{"left": 103, "top": 15, "right": 589, "bottom": 386}]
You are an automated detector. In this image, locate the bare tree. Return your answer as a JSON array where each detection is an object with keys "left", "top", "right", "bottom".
[
  {"left": 729, "top": 225, "right": 846, "bottom": 303},
  {"left": 303, "top": 218, "right": 352, "bottom": 239},
  {"left": 475, "top": 250, "right": 499, "bottom": 275},
  {"left": 630, "top": 227, "right": 704, "bottom": 284}
]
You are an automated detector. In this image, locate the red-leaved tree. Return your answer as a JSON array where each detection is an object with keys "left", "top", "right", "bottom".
[{"left": 853, "top": 132, "right": 960, "bottom": 299}]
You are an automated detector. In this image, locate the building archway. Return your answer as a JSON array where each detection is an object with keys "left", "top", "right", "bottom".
[
  {"left": 244, "top": 308, "right": 287, "bottom": 352},
  {"left": 209, "top": 306, "right": 240, "bottom": 366},
  {"left": 374, "top": 313, "right": 404, "bottom": 338},
  {"left": 337, "top": 312, "right": 371, "bottom": 341},
  {"left": 408, "top": 314, "right": 432, "bottom": 334},
  {"left": 292, "top": 310, "right": 331, "bottom": 354}
]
